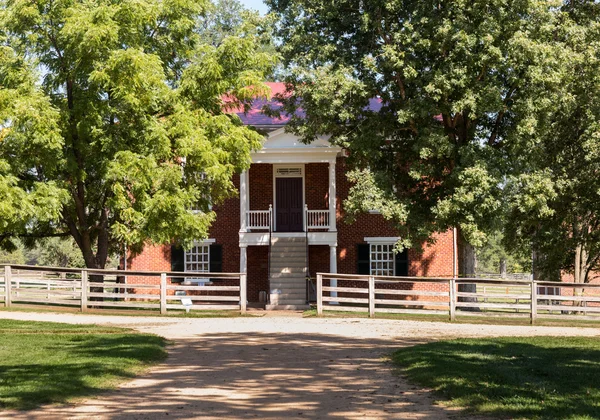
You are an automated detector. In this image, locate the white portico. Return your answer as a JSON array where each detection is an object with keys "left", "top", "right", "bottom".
[{"left": 238, "top": 128, "right": 341, "bottom": 305}]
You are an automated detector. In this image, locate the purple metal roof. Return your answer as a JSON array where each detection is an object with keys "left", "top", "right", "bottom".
[{"left": 235, "top": 82, "right": 384, "bottom": 126}]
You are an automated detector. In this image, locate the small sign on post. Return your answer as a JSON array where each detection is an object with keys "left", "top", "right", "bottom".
[{"left": 181, "top": 298, "right": 193, "bottom": 313}]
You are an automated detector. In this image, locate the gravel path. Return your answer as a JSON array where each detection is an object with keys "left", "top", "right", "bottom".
[{"left": 0, "top": 311, "right": 597, "bottom": 419}]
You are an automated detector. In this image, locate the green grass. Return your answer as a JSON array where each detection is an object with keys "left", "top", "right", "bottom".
[
  {"left": 303, "top": 308, "right": 600, "bottom": 328},
  {"left": 392, "top": 336, "right": 600, "bottom": 419},
  {"left": 0, "top": 319, "right": 167, "bottom": 410},
  {"left": 0, "top": 304, "right": 257, "bottom": 318}
]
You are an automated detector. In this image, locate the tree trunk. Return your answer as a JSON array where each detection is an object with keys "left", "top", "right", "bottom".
[
  {"left": 573, "top": 243, "right": 588, "bottom": 310},
  {"left": 500, "top": 258, "right": 507, "bottom": 279},
  {"left": 457, "top": 232, "right": 479, "bottom": 311}
]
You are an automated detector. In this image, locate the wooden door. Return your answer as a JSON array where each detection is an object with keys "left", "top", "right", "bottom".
[{"left": 276, "top": 177, "right": 303, "bottom": 232}]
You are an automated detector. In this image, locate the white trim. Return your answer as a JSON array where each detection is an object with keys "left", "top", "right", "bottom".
[
  {"left": 239, "top": 231, "right": 337, "bottom": 246},
  {"left": 364, "top": 237, "right": 401, "bottom": 244},
  {"left": 251, "top": 150, "right": 340, "bottom": 164},
  {"left": 192, "top": 238, "right": 216, "bottom": 244},
  {"left": 273, "top": 164, "right": 305, "bottom": 232}
]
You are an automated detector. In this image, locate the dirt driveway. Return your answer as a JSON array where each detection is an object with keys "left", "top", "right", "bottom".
[{"left": 0, "top": 311, "right": 597, "bottom": 419}]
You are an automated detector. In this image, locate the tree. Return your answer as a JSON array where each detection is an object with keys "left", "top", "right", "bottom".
[
  {"left": 267, "top": 0, "right": 566, "bottom": 274},
  {"left": 504, "top": 1, "right": 600, "bottom": 285},
  {"left": 477, "top": 232, "right": 531, "bottom": 276},
  {"left": 0, "top": 0, "right": 277, "bottom": 269}
]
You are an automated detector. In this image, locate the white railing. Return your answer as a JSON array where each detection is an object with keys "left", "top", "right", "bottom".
[
  {"left": 1, "top": 265, "right": 247, "bottom": 314},
  {"left": 306, "top": 206, "right": 330, "bottom": 229},
  {"left": 316, "top": 273, "right": 600, "bottom": 324},
  {"left": 246, "top": 205, "right": 272, "bottom": 230}
]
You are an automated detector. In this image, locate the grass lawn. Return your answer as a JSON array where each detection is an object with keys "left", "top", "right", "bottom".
[
  {"left": 303, "top": 308, "right": 600, "bottom": 328},
  {"left": 0, "top": 319, "right": 167, "bottom": 410},
  {"left": 392, "top": 336, "right": 600, "bottom": 419}
]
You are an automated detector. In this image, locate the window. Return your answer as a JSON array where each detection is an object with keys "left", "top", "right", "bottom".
[
  {"left": 370, "top": 243, "right": 395, "bottom": 276},
  {"left": 358, "top": 238, "right": 409, "bottom": 277},
  {"left": 185, "top": 243, "right": 210, "bottom": 283}
]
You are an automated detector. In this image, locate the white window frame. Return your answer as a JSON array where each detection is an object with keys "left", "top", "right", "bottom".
[
  {"left": 364, "top": 237, "right": 401, "bottom": 277},
  {"left": 184, "top": 239, "right": 215, "bottom": 284}
]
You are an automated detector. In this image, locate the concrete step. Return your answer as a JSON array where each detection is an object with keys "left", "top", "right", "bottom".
[
  {"left": 265, "top": 304, "right": 311, "bottom": 310},
  {"left": 270, "top": 271, "right": 307, "bottom": 278},
  {"left": 269, "top": 296, "right": 308, "bottom": 305},
  {"left": 270, "top": 286, "right": 306, "bottom": 292},
  {"left": 271, "top": 267, "right": 306, "bottom": 277},
  {"left": 270, "top": 251, "right": 306, "bottom": 257},
  {"left": 270, "top": 263, "right": 306, "bottom": 268},
  {"left": 271, "top": 237, "right": 307, "bottom": 243}
]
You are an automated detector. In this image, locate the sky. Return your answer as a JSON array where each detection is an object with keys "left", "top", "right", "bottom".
[{"left": 240, "top": 0, "right": 269, "bottom": 15}]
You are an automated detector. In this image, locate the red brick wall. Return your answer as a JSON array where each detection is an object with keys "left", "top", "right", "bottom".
[
  {"left": 305, "top": 163, "right": 329, "bottom": 211},
  {"left": 249, "top": 164, "right": 273, "bottom": 211},
  {"left": 247, "top": 246, "right": 269, "bottom": 302},
  {"left": 127, "top": 157, "right": 456, "bottom": 303},
  {"left": 335, "top": 157, "right": 454, "bottom": 278}
]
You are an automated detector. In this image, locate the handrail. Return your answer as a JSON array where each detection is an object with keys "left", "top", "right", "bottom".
[
  {"left": 304, "top": 205, "right": 310, "bottom": 303},
  {"left": 267, "top": 204, "right": 273, "bottom": 304}
]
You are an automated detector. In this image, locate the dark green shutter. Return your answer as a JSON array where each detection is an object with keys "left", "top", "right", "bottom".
[
  {"left": 171, "top": 245, "right": 185, "bottom": 283},
  {"left": 210, "top": 244, "right": 222, "bottom": 281},
  {"left": 395, "top": 249, "right": 409, "bottom": 276},
  {"left": 357, "top": 244, "right": 370, "bottom": 274}
]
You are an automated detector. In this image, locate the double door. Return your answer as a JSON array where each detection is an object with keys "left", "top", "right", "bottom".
[{"left": 275, "top": 177, "right": 303, "bottom": 232}]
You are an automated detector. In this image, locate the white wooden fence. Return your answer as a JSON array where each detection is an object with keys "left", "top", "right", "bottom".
[
  {"left": 316, "top": 273, "right": 600, "bottom": 324},
  {"left": 0, "top": 265, "right": 247, "bottom": 314}
]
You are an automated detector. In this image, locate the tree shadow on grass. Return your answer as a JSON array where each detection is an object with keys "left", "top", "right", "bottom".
[
  {"left": 0, "top": 333, "right": 166, "bottom": 410},
  {"left": 393, "top": 337, "right": 600, "bottom": 419}
]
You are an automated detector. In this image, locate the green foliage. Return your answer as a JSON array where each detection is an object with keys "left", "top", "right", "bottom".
[
  {"left": 0, "top": 0, "right": 277, "bottom": 268},
  {"left": 503, "top": 4, "right": 600, "bottom": 283},
  {"left": 477, "top": 232, "right": 531, "bottom": 274},
  {"left": 393, "top": 337, "right": 600, "bottom": 419},
  {"left": 0, "top": 319, "right": 166, "bottom": 410},
  {"left": 268, "top": 0, "right": 567, "bottom": 251},
  {"left": 0, "top": 240, "right": 25, "bottom": 264}
]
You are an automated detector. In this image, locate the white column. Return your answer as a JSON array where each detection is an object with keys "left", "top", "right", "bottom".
[
  {"left": 240, "top": 170, "right": 248, "bottom": 232},
  {"left": 330, "top": 245, "right": 338, "bottom": 303},
  {"left": 240, "top": 245, "right": 247, "bottom": 274},
  {"left": 328, "top": 159, "right": 337, "bottom": 231}
]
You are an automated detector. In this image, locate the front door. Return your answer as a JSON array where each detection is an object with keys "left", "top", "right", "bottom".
[{"left": 276, "top": 177, "right": 303, "bottom": 232}]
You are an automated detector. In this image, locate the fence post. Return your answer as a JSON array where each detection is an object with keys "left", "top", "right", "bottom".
[
  {"left": 530, "top": 280, "right": 537, "bottom": 325},
  {"left": 368, "top": 275, "right": 375, "bottom": 318},
  {"left": 449, "top": 278, "right": 456, "bottom": 321},
  {"left": 316, "top": 273, "right": 323, "bottom": 315},
  {"left": 240, "top": 273, "right": 247, "bottom": 314},
  {"left": 160, "top": 273, "right": 167, "bottom": 315},
  {"left": 80, "top": 270, "right": 88, "bottom": 312},
  {"left": 4, "top": 266, "right": 12, "bottom": 307}
]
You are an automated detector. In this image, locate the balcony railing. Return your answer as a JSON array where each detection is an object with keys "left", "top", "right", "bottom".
[
  {"left": 246, "top": 205, "right": 272, "bottom": 230},
  {"left": 245, "top": 204, "right": 331, "bottom": 231},
  {"left": 306, "top": 207, "right": 330, "bottom": 229}
]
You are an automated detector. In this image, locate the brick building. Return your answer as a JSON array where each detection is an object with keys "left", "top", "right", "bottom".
[{"left": 127, "top": 83, "right": 456, "bottom": 308}]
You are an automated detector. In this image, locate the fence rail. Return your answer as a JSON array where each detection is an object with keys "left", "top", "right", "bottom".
[
  {"left": 316, "top": 272, "right": 600, "bottom": 323},
  {"left": 1, "top": 265, "right": 246, "bottom": 314}
]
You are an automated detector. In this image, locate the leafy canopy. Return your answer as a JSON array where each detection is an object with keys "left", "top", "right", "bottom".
[
  {"left": 0, "top": 0, "right": 277, "bottom": 268},
  {"left": 268, "top": 0, "right": 566, "bottom": 252}
]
